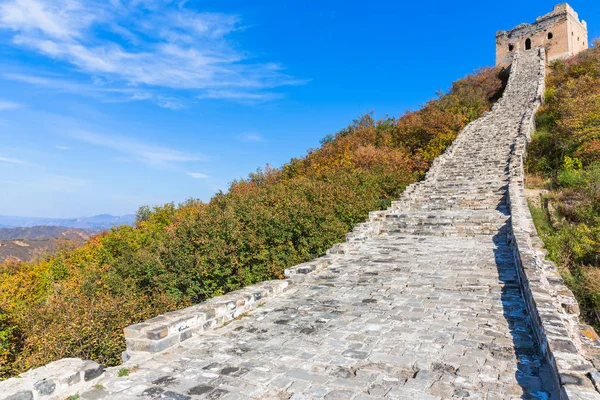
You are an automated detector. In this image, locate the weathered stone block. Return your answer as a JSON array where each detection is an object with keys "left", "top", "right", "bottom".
[
  {"left": 146, "top": 326, "right": 169, "bottom": 340},
  {"left": 83, "top": 361, "right": 105, "bottom": 381},
  {"left": 4, "top": 392, "right": 33, "bottom": 400},
  {"left": 33, "top": 379, "right": 55, "bottom": 396},
  {"left": 125, "top": 334, "right": 180, "bottom": 353}
]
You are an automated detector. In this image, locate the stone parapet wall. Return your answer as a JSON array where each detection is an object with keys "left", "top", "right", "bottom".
[
  {"left": 123, "top": 280, "right": 291, "bottom": 361},
  {"left": 506, "top": 50, "right": 600, "bottom": 399},
  {"left": 0, "top": 359, "right": 104, "bottom": 400}
]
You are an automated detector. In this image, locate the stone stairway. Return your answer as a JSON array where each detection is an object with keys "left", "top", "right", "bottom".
[
  {"left": 87, "top": 49, "right": 556, "bottom": 399},
  {"left": 4, "top": 49, "right": 600, "bottom": 400},
  {"left": 345, "top": 49, "right": 544, "bottom": 245}
]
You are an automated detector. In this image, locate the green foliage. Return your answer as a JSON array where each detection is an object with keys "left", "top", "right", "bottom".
[
  {"left": 0, "top": 66, "right": 506, "bottom": 378},
  {"left": 528, "top": 200, "right": 554, "bottom": 237},
  {"left": 0, "top": 307, "right": 21, "bottom": 379},
  {"left": 558, "top": 170, "right": 584, "bottom": 188},
  {"left": 564, "top": 156, "right": 583, "bottom": 171},
  {"left": 527, "top": 43, "right": 600, "bottom": 330}
]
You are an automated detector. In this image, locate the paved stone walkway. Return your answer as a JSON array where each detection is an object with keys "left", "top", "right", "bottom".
[{"left": 83, "top": 50, "right": 557, "bottom": 399}]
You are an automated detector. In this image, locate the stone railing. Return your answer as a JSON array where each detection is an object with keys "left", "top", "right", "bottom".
[
  {"left": 122, "top": 253, "right": 345, "bottom": 362},
  {"left": 0, "top": 359, "right": 104, "bottom": 400},
  {"left": 122, "top": 280, "right": 290, "bottom": 360},
  {"left": 506, "top": 49, "right": 600, "bottom": 398}
]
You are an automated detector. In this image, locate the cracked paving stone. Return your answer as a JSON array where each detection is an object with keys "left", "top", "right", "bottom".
[{"left": 187, "top": 385, "right": 214, "bottom": 395}]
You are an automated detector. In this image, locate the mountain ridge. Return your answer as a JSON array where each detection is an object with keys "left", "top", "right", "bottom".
[{"left": 0, "top": 226, "right": 92, "bottom": 241}]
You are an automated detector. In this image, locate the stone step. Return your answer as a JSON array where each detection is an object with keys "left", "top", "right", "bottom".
[
  {"left": 384, "top": 225, "right": 510, "bottom": 237},
  {"left": 381, "top": 210, "right": 510, "bottom": 237},
  {"left": 404, "top": 203, "right": 509, "bottom": 212}
]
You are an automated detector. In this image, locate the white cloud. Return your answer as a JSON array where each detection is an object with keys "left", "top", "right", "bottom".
[
  {"left": 71, "top": 130, "right": 204, "bottom": 167},
  {"left": 2, "top": 72, "right": 142, "bottom": 99},
  {"left": 0, "top": 156, "right": 26, "bottom": 164},
  {"left": 56, "top": 145, "right": 69, "bottom": 150},
  {"left": 197, "top": 90, "right": 284, "bottom": 104},
  {"left": 0, "top": 100, "right": 23, "bottom": 110},
  {"left": 0, "top": 0, "right": 304, "bottom": 107},
  {"left": 0, "top": 0, "right": 95, "bottom": 39},
  {"left": 240, "top": 133, "right": 264, "bottom": 142},
  {"left": 155, "top": 96, "right": 187, "bottom": 110},
  {"left": 187, "top": 172, "right": 208, "bottom": 179}
]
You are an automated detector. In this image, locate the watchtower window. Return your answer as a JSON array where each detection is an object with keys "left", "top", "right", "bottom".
[
  {"left": 525, "top": 38, "right": 532, "bottom": 50},
  {"left": 548, "top": 32, "right": 553, "bottom": 39},
  {"left": 508, "top": 44, "right": 514, "bottom": 52}
]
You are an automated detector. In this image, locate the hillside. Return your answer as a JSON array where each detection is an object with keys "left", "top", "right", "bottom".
[
  {"left": 0, "top": 226, "right": 90, "bottom": 241},
  {"left": 0, "top": 66, "right": 507, "bottom": 379},
  {"left": 526, "top": 40, "right": 600, "bottom": 331},
  {"left": 0, "top": 227, "right": 91, "bottom": 263}
]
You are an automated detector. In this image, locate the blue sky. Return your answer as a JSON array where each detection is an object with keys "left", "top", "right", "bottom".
[{"left": 0, "top": 0, "right": 598, "bottom": 218}]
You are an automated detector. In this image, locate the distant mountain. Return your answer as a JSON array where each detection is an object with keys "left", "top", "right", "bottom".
[
  {"left": 0, "top": 237, "right": 89, "bottom": 263},
  {"left": 0, "top": 226, "right": 93, "bottom": 262},
  {"left": 0, "top": 214, "right": 136, "bottom": 231}
]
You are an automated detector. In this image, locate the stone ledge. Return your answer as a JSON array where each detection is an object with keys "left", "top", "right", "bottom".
[
  {"left": 123, "top": 251, "right": 346, "bottom": 359},
  {"left": 0, "top": 358, "right": 105, "bottom": 400},
  {"left": 123, "top": 279, "right": 290, "bottom": 359},
  {"left": 284, "top": 255, "right": 337, "bottom": 278}
]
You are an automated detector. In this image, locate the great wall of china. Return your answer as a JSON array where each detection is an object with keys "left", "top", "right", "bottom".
[
  {"left": 2, "top": 5, "right": 600, "bottom": 400},
  {"left": 2, "top": 48, "right": 600, "bottom": 400}
]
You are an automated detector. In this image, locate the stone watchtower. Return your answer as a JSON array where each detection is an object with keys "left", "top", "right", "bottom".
[{"left": 496, "top": 3, "right": 588, "bottom": 68}]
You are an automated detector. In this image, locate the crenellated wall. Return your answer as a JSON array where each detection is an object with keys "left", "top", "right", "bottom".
[{"left": 496, "top": 3, "right": 589, "bottom": 68}]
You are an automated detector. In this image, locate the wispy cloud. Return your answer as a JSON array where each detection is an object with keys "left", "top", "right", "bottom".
[
  {"left": 0, "top": 156, "right": 26, "bottom": 164},
  {"left": 240, "top": 133, "right": 264, "bottom": 142},
  {"left": 187, "top": 172, "right": 208, "bottom": 179},
  {"left": 56, "top": 145, "right": 69, "bottom": 150},
  {"left": 0, "top": 99, "right": 23, "bottom": 110},
  {"left": 155, "top": 96, "right": 187, "bottom": 110},
  {"left": 0, "top": 0, "right": 304, "bottom": 107},
  {"left": 3, "top": 72, "right": 136, "bottom": 99},
  {"left": 197, "top": 90, "right": 284, "bottom": 104},
  {"left": 71, "top": 130, "right": 204, "bottom": 167},
  {"left": 2, "top": 72, "right": 186, "bottom": 109}
]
